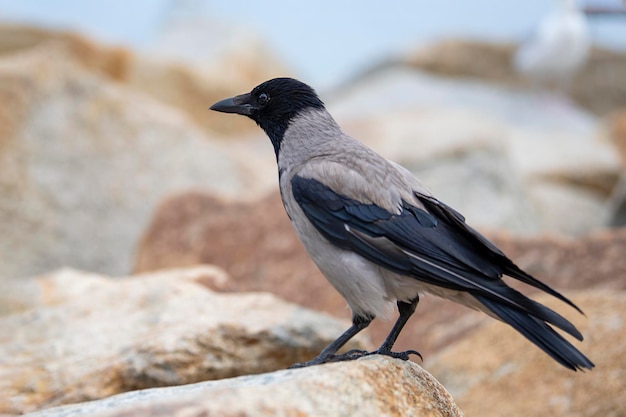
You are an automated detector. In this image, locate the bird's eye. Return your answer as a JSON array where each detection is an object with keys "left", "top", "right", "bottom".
[{"left": 258, "top": 93, "right": 269, "bottom": 106}]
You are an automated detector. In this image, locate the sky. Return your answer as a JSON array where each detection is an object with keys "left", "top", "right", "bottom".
[{"left": 0, "top": 0, "right": 624, "bottom": 88}]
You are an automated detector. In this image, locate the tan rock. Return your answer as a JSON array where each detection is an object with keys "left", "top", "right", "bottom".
[
  {"left": 0, "top": 23, "right": 289, "bottom": 136},
  {"left": 23, "top": 356, "right": 463, "bottom": 417},
  {"left": 608, "top": 173, "right": 626, "bottom": 227},
  {"left": 404, "top": 39, "right": 626, "bottom": 116},
  {"left": 489, "top": 228, "right": 626, "bottom": 292},
  {"left": 330, "top": 66, "right": 621, "bottom": 235},
  {"left": 0, "top": 44, "right": 270, "bottom": 279},
  {"left": 134, "top": 191, "right": 339, "bottom": 312},
  {"left": 427, "top": 291, "right": 625, "bottom": 417},
  {"left": 605, "top": 108, "right": 626, "bottom": 165},
  {"left": 0, "top": 267, "right": 364, "bottom": 415},
  {"left": 0, "top": 23, "right": 131, "bottom": 81},
  {"left": 604, "top": 110, "right": 626, "bottom": 226}
]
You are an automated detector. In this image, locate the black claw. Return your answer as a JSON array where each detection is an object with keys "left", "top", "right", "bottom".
[{"left": 368, "top": 349, "right": 423, "bottom": 362}]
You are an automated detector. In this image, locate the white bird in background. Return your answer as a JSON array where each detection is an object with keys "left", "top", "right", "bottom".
[{"left": 514, "top": 0, "right": 591, "bottom": 89}]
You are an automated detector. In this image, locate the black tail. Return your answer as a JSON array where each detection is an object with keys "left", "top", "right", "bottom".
[{"left": 476, "top": 295, "right": 594, "bottom": 371}]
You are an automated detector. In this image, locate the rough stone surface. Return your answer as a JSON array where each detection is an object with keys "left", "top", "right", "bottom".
[
  {"left": 0, "top": 44, "right": 269, "bottom": 279},
  {"left": 330, "top": 67, "right": 621, "bottom": 235},
  {"left": 134, "top": 192, "right": 335, "bottom": 310},
  {"left": 403, "top": 39, "right": 626, "bottom": 116},
  {"left": 427, "top": 291, "right": 625, "bottom": 417},
  {"left": 605, "top": 110, "right": 626, "bottom": 227},
  {"left": 0, "top": 268, "right": 365, "bottom": 415},
  {"left": 605, "top": 108, "right": 626, "bottom": 165},
  {"left": 23, "top": 356, "right": 463, "bottom": 417},
  {"left": 608, "top": 173, "right": 626, "bottom": 227},
  {"left": 0, "top": 23, "right": 287, "bottom": 136},
  {"left": 134, "top": 190, "right": 626, "bottom": 364},
  {"left": 489, "top": 228, "right": 626, "bottom": 292}
]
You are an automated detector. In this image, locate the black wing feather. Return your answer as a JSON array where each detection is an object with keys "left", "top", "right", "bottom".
[
  {"left": 417, "top": 195, "right": 583, "bottom": 314},
  {"left": 291, "top": 175, "right": 593, "bottom": 370}
]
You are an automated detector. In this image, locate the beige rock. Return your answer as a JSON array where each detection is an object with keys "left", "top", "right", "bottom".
[
  {"left": 404, "top": 39, "right": 626, "bottom": 116},
  {"left": 427, "top": 291, "right": 626, "bottom": 417},
  {"left": 0, "top": 267, "right": 365, "bottom": 415},
  {"left": 508, "top": 129, "right": 621, "bottom": 196},
  {"left": 489, "top": 228, "right": 626, "bottom": 292},
  {"left": 608, "top": 173, "right": 626, "bottom": 227},
  {"left": 0, "top": 44, "right": 270, "bottom": 279},
  {"left": 23, "top": 356, "right": 463, "bottom": 417},
  {"left": 604, "top": 110, "right": 626, "bottom": 226},
  {"left": 0, "top": 23, "right": 288, "bottom": 136},
  {"left": 331, "top": 66, "right": 621, "bottom": 235},
  {"left": 605, "top": 108, "right": 626, "bottom": 164},
  {"left": 0, "top": 23, "right": 131, "bottom": 81}
]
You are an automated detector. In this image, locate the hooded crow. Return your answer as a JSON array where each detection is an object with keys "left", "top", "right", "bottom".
[{"left": 210, "top": 77, "right": 594, "bottom": 371}]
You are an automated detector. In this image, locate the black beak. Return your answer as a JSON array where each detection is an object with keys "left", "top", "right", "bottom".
[{"left": 209, "top": 93, "right": 255, "bottom": 116}]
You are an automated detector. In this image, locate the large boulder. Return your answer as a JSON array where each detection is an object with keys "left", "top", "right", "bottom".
[
  {"left": 0, "top": 44, "right": 276, "bottom": 279},
  {"left": 23, "top": 356, "right": 463, "bottom": 417},
  {"left": 427, "top": 291, "right": 625, "bottom": 417},
  {"left": 0, "top": 267, "right": 365, "bottom": 415}
]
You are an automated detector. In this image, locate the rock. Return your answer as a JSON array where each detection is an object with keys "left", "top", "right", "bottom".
[
  {"left": 0, "top": 23, "right": 131, "bottom": 81},
  {"left": 489, "top": 228, "right": 626, "bottom": 292},
  {"left": 23, "top": 356, "right": 463, "bottom": 417},
  {"left": 427, "top": 291, "right": 626, "bottom": 417},
  {"left": 330, "top": 66, "right": 621, "bottom": 235},
  {"left": 605, "top": 108, "right": 626, "bottom": 164},
  {"left": 134, "top": 191, "right": 626, "bottom": 369},
  {"left": 145, "top": 4, "right": 287, "bottom": 86},
  {"left": 134, "top": 192, "right": 340, "bottom": 312},
  {"left": 604, "top": 110, "right": 626, "bottom": 226},
  {"left": 403, "top": 39, "right": 626, "bottom": 116},
  {"left": 608, "top": 173, "right": 626, "bottom": 227},
  {"left": 0, "top": 267, "right": 365, "bottom": 415},
  {"left": 0, "top": 44, "right": 273, "bottom": 279},
  {"left": 0, "top": 23, "right": 288, "bottom": 136}
]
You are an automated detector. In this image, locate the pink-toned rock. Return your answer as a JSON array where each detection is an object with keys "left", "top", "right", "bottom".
[{"left": 428, "top": 290, "right": 625, "bottom": 417}]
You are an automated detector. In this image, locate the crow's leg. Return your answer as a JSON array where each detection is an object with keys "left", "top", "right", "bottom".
[
  {"left": 368, "top": 296, "right": 422, "bottom": 361},
  {"left": 288, "top": 314, "right": 373, "bottom": 368}
]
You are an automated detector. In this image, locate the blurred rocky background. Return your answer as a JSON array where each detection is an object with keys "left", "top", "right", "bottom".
[{"left": 1, "top": 0, "right": 625, "bottom": 416}]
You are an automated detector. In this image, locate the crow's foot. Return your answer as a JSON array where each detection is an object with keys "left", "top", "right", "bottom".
[
  {"left": 288, "top": 349, "right": 369, "bottom": 368},
  {"left": 288, "top": 348, "right": 421, "bottom": 369}
]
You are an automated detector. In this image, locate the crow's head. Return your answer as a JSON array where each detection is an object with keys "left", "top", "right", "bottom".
[{"left": 210, "top": 78, "right": 325, "bottom": 155}]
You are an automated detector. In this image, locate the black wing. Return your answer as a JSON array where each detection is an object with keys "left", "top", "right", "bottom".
[{"left": 291, "top": 175, "right": 594, "bottom": 371}]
